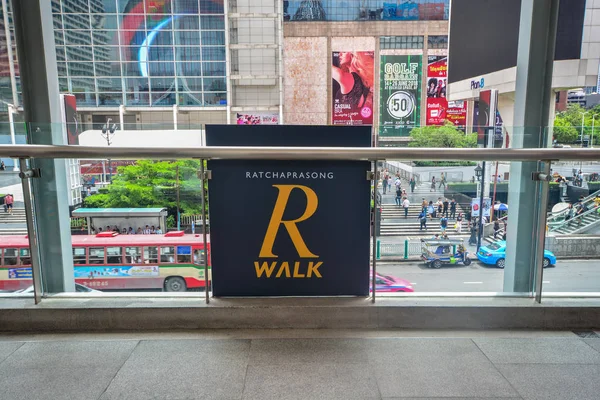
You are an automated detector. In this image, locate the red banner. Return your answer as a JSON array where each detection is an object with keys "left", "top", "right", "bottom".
[
  {"left": 332, "top": 51, "right": 374, "bottom": 125},
  {"left": 426, "top": 56, "right": 447, "bottom": 126},
  {"left": 446, "top": 101, "right": 467, "bottom": 131}
]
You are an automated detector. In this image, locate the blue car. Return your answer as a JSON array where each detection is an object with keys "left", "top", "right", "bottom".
[{"left": 477, "top": 241, "right": 557, "bottom": 269}]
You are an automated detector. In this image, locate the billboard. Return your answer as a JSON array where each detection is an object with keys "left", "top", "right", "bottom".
[
  {"left": 426, "top": 56, "right": 448, "bottom": 125},
  {"left": 61, "top": 94, "right": 79, "bottom": 145},
  {"left": 380, "top": 55, "right": 422, "bottom": 136},
  {"left": 447, "top": 100, "right": 467, "bottom": 131},
  {"left": 471, "top": 197, "right": 492, "bottom": 218},
  {"left": 206, "top": 125, "right": 371, "bottom": 297},
  {"left": 332, "top": 51, "right": 374, "bottom": 125},
  {"left": 477, "top": 89, "right": 498, "bottom": 146},
  {"left": 448, "top": 0, "right": 585, "bottom": 84},
  {"left": 236, "top": 112, "right": 279, "bottom": 125}
]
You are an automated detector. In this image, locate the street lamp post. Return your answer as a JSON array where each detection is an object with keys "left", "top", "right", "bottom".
[
  {"left": 474, "top": 163, "right": 485, "bottom": 251},
  {"left": 101, "top": 118, "right": 117, "bottom": 182},
  {"left": 592, "top": 114, "right": 598, "bottom": 148},
  {"left": 579, "top": 110, "right": 590, "bottom": 145}
]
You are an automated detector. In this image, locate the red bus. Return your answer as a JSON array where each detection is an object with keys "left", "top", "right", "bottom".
[{"left": 0, "top": 232, "right": 210, "bottom": 292}]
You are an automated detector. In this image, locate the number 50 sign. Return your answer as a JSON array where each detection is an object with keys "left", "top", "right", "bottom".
[{"left": 387, "top": 91, "right": 416, "bottom": 120}]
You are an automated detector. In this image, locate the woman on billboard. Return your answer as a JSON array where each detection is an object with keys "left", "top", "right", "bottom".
[{"left": 332, "top": 51, "right": 374, "bottom": 122}]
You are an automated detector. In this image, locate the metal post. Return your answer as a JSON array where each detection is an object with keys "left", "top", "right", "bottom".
[
  {"left": 176, "top": 164, "right": 180, "bottom": 231},
  {"left": 173, "top": 104, "right": 178, "bottom": 130},
  {"left": 477, "top": 159, "right": 486, "bottom": 251},
  {"left": 119, "top": 105, "right": 125, "bottom": 130},
  {"left": 1, "top": 0, "right": 18, "bottom": 108},
  {"left": 7, "top": 105, "right": 19, "bottom": 171},
  {"left": 199, "top": 159, "right": 210, "bottom": 304},
  {"left": 19, "top": 158, "right": 43, "bottom": 304},
  {"left": 534, "top": 161, "right": 551, "bottom": 303},
  {"left": 371, "top": 160, "right": 378, "bottom": 303}
]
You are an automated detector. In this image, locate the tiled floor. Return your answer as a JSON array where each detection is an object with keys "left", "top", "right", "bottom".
[{"left": 0, "top": 330, "right": 599, "bottom": 400}]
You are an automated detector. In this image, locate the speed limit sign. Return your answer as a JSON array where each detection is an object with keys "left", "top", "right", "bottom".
[{"left": 387, "top": 91, "right": 415, "bottom": 120}]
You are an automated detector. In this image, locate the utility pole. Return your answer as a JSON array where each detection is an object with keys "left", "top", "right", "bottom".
[
  {"left": 176, "top": 164, "right": 180, "bottom": 231},
  {"left": 101, "top": 118, "right": 117, "bottom": 182}
]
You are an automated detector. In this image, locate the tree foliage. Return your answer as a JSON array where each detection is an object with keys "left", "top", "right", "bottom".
[
  {"left": 553, "top": 115, "right": 579, "bottom": 143},
  {"left": 553, "top": 103, "right": 599, "bottom": 144},
  {"left": 83, "top": 160, "right": 206, "bottom": 215},
  {"left": 408, "top": 124, "right": 477, "bottom": 148}
]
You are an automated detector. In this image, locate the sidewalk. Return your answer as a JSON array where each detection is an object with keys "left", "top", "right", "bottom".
[{"left": 0, "top": 329, "right": 598, "bottom": 399}]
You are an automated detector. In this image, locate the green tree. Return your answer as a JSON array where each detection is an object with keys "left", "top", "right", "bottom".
[
  {"left": 408, "top": 124, "right": 477, "bottom": 148},
  {"left": 552, "top": 115, "right": 579, "bottom": 143},
  {"left": 83, "top": 160, "right": 206, "bottom": 216}
]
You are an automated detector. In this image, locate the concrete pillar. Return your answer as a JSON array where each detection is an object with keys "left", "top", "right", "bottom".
[
  {"left": 12, "top": 0, "right": 75, "bottom": 292},
  {"left": 504, "top": 0, "right": 559, "bottom": 293}
]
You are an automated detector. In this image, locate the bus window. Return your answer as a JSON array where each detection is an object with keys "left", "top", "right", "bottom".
[
  {"left": 89, "top": 247, "right": 105, "bottom": 265},
  {"left": 3, "top": 249, "right": 17, "bottom": 266},
  {"left": 193, "top": 249, "right": 205, "bottom": 265},
  {"left": 72, "top": 247, "right": 86, "bottom": 265},
  {"left": 144, "top": 246, "right": 158, "bottom": 264},
  {"left": 177, "top": 246, "right": 191, "bottom": 263},
  {"left": 106, "top": 247, "right": 123, "bottom": 264},
  {"left": 19, "top": 248, "right": 31, "bottom": 266},
  {"left": 160, "top": 246, "right": 175, "bottom": 263},
  {"left": 125, "top": 247, "right": 142, "bottom": 264}
]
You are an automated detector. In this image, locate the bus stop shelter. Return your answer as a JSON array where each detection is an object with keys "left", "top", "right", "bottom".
[{"left": 72, "top": 208, "right": 168, "bottom": 235}]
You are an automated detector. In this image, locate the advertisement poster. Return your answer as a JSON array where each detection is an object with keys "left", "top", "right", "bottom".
[
  {"left": 379, "top": 54, "right": 422, "bottom": 136},
  {"left": 236, "top": 113, "right": 279, "bottom": 125},
  {"left": 382, "top": 1, "right": 446, "bottom": 21},
  {"left": 473, "top": 101, "right": 503, "bottom": 147},
  {"left": 446, "top": 100, "right": 467, "bottom": 131},
  {"left": 332, "top": 51, "right": 374, "bottom": 125},
  {"left": 471, "top": 197, "right": 492, "bottom": 218},
  {"left": 73, "top": 266, "right": 159, "bottom": 278},
  {"left": 426, "top": 56, "right": 448, "bottom": 125},
  {"left": 207, "top": 125, "right": 371, "bottom": 297},
  {"left": 8, "top": 268, "right": 32, "bottom": 279}
]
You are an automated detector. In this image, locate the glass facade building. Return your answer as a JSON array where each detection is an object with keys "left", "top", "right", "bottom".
[
  {"left": 285, "top": 0, "right": 449, "bottom": 22},
  {"left": 7, "top": 0, "right": 227, "bottom": 108}
]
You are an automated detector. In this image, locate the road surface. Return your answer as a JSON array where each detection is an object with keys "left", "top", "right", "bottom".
[{"left": 377, "top": 259, "right": 600, "bottom": 293}]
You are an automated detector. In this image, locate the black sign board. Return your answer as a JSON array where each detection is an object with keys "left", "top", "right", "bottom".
[{"left": 206, "top": 125, "right": 371, "bottom": 296}]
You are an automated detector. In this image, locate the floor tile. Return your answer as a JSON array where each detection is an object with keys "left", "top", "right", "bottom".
[
  {"left": 0, "top": 341, "right": 139, "bottom": 400},
  {"left": 473, "top": 338, "right": 600, "bottom": 364},
  {"left": 249, "top": 338, "right": 368, "bottom": 364},
  {"left": 100, "top": 339, "right": 250, "bottom": 400},
  {"left": 0, "top": 340, "right": 138, "bottom": 369},
  {"left": 496, "top": 363, "right": 600, "bottom": 400},
  {"left": 0, "top": 341, "right": 23, "bottom": 364},
  {"left": 367, "top": 339, "right": 518, "bottom": 398},
  {"left": 242, "top": 363, "right": 380, "bottom": 400},
  {"left": 583, "top": 338, "right": 600, "bottom": 353}
]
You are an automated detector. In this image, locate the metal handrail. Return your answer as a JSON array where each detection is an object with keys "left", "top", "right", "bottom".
[
  {"left": 547, "top": 188, "right": 600, "bottom": 222},
  {"left": 1, "top": 144, "right": 600, "bottom": 161},
  {"left": 548, "top": 205, "right": 600, "bottom": 232}
]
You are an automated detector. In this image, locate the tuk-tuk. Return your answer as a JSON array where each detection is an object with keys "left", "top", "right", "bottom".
[{"left": 420, "top": 238, "right": 471, "bottom": 268}]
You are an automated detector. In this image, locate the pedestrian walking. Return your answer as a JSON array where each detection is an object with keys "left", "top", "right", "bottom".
[
  {"left": 436, "top": 198, "right": 443, "bottom": 216},
  {"left": 442, "top": 198, "right": 449, "bottom": 217},
  {"left": 3, "top": 193, "right": 13, "bottom": 214},
  {"left": 418, "top": 209, "right": 428, "bottom": 230},
  {"left": 382, "top": 175, "right": 388, "bottom": 194},
  {"left": 388, "top": 176, "right": 393, "bottom": 191},
  {"left": 395, "top": 177, "right": 402, "bottom": 191},
  {"left": 440, "top": 215, "right": 448, "bottom": 233},
  {"left": 439, "top": 172, "right": 447, "bottom": 189},
  {"left": 421, "top": 198, "right": 428, "bottom": 211},
  {"left": 493, "top": 219, "right": 501, "bottom": 239},
  {"left": 469, "top": 222, "right": 478, "bottom": 245},
  {"left": 449, "top": 199, "right": 457, "bottom": 219},
  {"left": 430, "top": 176, "right": 436, "bottom": 192},
  {"left": 0, "top": 161, "right": 5, "bottom": 171},
  {"left": 428, "top": 201, "right": 436, "bottom": 219},
  {"left": 409, "top": 177, "right": 416, "bottom": 193},
  {"left": 456, "top": 212, "right": 463, "bottom": 233},
  {"left": 395, "top": 186, "right": 402, "bottom": 206},
  {"left": 402, "top": 197, "right": 410, "bottom": 218}
]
